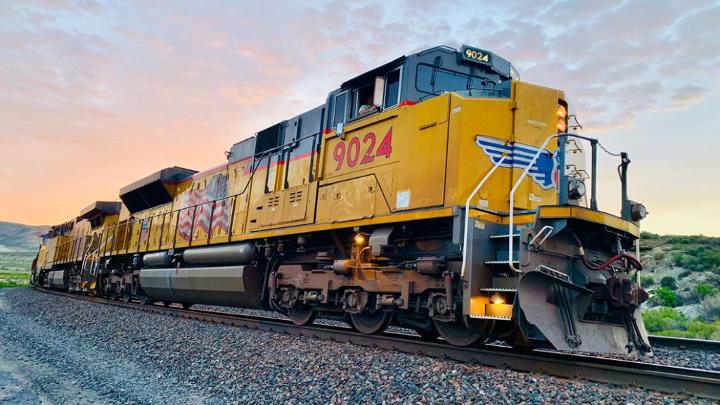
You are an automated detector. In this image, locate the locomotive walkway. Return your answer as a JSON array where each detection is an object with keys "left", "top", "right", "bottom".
[{"left": 36, "top": 287, "right": 720, "bottom": 400}]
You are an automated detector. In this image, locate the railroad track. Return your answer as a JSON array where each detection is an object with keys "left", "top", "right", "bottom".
[
  {"left": 34, "top": 287, "right": 720, "bottom": 400},
  {"left": 649, "top": 335, "right": 720, "bottom": 354}
]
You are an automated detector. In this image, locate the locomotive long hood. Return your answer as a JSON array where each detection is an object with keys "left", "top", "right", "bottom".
[{"left": 119, "top": 166, "right": 196, "bottom": 213}]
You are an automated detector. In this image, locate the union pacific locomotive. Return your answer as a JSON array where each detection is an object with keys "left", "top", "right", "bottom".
[{"left": 32, "top": 45, "right": 651, "bottom": 353}]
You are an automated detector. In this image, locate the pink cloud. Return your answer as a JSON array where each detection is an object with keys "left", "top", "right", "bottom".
[{"left": 1, "top": 0, "right": 719, "bottom": 235}]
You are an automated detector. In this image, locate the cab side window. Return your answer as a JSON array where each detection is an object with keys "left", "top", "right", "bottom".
[
  {"left": 384, "top": 68, "right": 401, "bottom": 108},
  {"left": 350, "top": 85, "right": 374, "bottom": 119},
  {"left": 332, "top": 92, "right": 348, "bottom": 127}
]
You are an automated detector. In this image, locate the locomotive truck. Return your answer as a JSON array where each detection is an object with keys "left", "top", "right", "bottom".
[{"left": 32, "top": 45, "right": 650, "bottom": 353}]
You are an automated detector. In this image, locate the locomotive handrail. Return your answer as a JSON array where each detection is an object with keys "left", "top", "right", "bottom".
[
  {"left": 461, "top": 152, "right": 509, "bottom": 277},
  {"left": 506, "top": 132, "right": 602, "bottom": 272},
  {"left": 508, "top": 133, "right": 561, "bottom": 273},
  {"left": 98, "top": 130, "right": 324, "bottom": 257}
]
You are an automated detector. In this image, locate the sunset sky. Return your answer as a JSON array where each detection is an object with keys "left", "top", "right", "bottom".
[{"left": 1, "top": 1, "right": 719, "bottom": 236}]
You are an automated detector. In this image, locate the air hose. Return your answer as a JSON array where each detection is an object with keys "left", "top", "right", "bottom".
[{"left": 570, "top": 231, "right": 642, "bottom": 272}]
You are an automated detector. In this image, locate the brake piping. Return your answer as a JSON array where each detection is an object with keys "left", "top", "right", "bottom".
[
  {"left": 570, "top": 231, "right": 642, "bottom": 272},
  {"left": 568, "top": 232, "right": 650, "bottom": 353}
]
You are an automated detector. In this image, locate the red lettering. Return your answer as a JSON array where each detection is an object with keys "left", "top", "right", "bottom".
[
  {"left": 376, "top": 127, "right": 393, "bottom": 158},
  {"left": 347, "top": 137, "right": 361, "bottom": 167},
  {"left": 360, "top": 132, "right": 376, "bottom": 164},
  {"left": 333, "top": 142, "right": 345, "bottom": 170}
]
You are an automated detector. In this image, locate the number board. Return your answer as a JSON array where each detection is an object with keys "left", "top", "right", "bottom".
[
  {"left": 459, "top": 45, "right": 492, "bottom": 66},
  {"left": 331, "top": 127, "right": 393, "bottom": 172}
]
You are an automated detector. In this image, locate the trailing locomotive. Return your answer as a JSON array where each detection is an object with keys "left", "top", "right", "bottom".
[{"left": 32, "top": 45, "right": 651, "bottom": 353}]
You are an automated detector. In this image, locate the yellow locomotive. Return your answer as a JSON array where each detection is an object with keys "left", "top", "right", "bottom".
[{"left": 32, "top": 45, "right": 650, "bottom": 353}]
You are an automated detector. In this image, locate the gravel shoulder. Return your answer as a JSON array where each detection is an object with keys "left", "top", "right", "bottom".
[
  {"left": 193, "top": 304, "right": 720, "bottom": 372},
  {"left": 0, "top": 288, "right": 715, "bottom": 404}
]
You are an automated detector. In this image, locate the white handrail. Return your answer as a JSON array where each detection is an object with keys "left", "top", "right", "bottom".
[
  {"left": 508, "top": 133, "right": 560, "bottom": 273},
  {"left": 461, "top": 152, "right": 509, "bottom": 277}
]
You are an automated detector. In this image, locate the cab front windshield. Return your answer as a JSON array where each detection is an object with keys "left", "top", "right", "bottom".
[{"left": 415, "top": 63, "right": 509, "bottom": 99}]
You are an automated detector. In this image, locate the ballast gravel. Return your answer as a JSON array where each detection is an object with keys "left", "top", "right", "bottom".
[
  {"left": 0, "top": 288, "right": 715, "bottom": 404},
  {"left": 195, "top": 304, "right": 720, "bottom": 372}
]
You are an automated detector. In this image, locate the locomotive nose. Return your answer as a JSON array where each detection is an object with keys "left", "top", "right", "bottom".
[
  {"left": 516, "top": 269, "right": 650, "bottom": 354},
  {"left": 513, "top": 209, "right": 651, "bottom": 354}
]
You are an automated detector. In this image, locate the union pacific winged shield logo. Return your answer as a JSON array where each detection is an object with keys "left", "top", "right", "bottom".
[{"left": 475, "top": 136, "right": 559, "bottom": 190}]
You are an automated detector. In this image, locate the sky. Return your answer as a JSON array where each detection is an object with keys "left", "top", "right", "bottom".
[{"left": 1, "top": 0, "right": 719, "bottom": 236}]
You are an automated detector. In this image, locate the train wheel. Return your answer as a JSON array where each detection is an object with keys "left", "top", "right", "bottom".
[
  {"left": 181, "top": 303, "right": 192, "bottom": 310},
  {"left": 288, "top": 305, "right": 316, "bottom": 326},
  {"left": 121, "top": 290, "right": 131, "bottom": 303},
  {"left": 138, "top": 295, "right": 152, "bottom": 305},
  {"left": 163, "top": 302, "right": 171, "bottom": 307},
  {"left": 415, "top": 325, "right": 440, "bottom": 341},
  {"left": 350, "top": 311, "right": 390, "bottom": 334},
  {"left": 434, "top": 319, "right": 486, "bottom": 347}
]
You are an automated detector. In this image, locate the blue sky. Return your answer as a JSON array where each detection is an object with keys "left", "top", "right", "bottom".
[{"left": 1, "top": 0, "right": 719, "bottom": 235}]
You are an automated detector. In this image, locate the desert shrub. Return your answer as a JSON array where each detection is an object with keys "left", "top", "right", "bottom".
[
  {"left": 655, "top": 287, "right": 680, "bottom": 307},
  {"left": 686, "top": 320, "right": 720, "bottom": 340},
  {"left": 672, "top": 246, "right": 720, "bottom": 273},
  {"left": 697, "top": 282, "right": 716, "bottom": 300},
  {"left": 643, "top": 307, "right": 688, "bottom": 332},
  {"left": 644, "top": 307, "right": 720, "bottom": 339},
  {"left": 640, "top": 275, "right": 655, "bottom": 286},
  {"left": 672, "top": 252, "right": 683, "bottom": 264},
  {"left": 700, "top": 294, "right": 720, "bottom": 321},
  {"left": 660, "top": 276, "right": 678, "bottom": 290},
  {"left": 702, "top": 250, "right": 720, "bottom": 272},
  {"left": 653, "top": 249, "right": 665, "bottom": 261}
]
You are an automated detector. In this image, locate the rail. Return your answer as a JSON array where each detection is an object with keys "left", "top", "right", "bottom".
[
  {"left": 34, "top": 287, "right": 720, "bottom": 400},
  {"left": 649, "top": 335, "right": 720, "bottom": 354},
  {"left": 461, "top": 152, "right": 509, "bottom": 277}
]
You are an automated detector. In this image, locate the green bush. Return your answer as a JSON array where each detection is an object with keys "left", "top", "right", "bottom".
[
  {"left": 700, "top": 294, "right": 720, "bottom": 321},
  {"left": 687, "top": 320, "right": 720, "bottom": 340},
  {"left": 640, "top": 275, "right": 655, "bottom": 286},
  {"left": 655, "top": 287, "right": 680, "bottom": 307},
  {"left": 653, "top": 249, "right": 665, "bottom": 261},
  {"left": 0, "top": 271, "right": 30, "bottom": 288},
  {"left": 643, "top": 307, "right": 720, "bottom": 339},
  {"left": 660, "top": 276, "right": 678, "bottom": 290},
  {"left": 672, "top": 247, "right": 720, "bottom": 273},
  {"left": 643, "top": 307, "right": 688, "bottom": 332},
  {"left": 697, "top": 282, "right": 716, "bottom": 300}
]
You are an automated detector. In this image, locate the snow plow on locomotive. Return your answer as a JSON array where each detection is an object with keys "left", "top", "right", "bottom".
[{"left": 32, "top": 45, "right": 651, "bottom": 353}]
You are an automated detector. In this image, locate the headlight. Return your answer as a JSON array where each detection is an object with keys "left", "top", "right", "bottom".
[
  {"left": 568, "top": 178, "right": 586, "bottom": 200},
  {"left": 630, "top": 201, "right": 648, "bottom": 221},
  {"left": 557, "top": 103, "right": 568, "bottom": 133}
]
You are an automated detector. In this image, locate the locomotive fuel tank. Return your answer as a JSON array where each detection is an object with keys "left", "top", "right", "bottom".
[
  {"left": 139, "top": 265, "right": 265, "bottom": 308},
  {"left": 48, "top": 270, "right": 66, "bottom": 290}
]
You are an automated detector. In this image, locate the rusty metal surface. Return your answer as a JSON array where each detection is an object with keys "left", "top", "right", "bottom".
[{"left": 35, "top": 287, "right": 720, "bottom": 400}]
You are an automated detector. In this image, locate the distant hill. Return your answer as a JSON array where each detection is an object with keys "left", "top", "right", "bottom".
[
  {"left": 0, "top": 221, "right": 49, "bottom": 252},
  {"left": 639, "top": 232, "right": 720, "bottom": 311}
]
